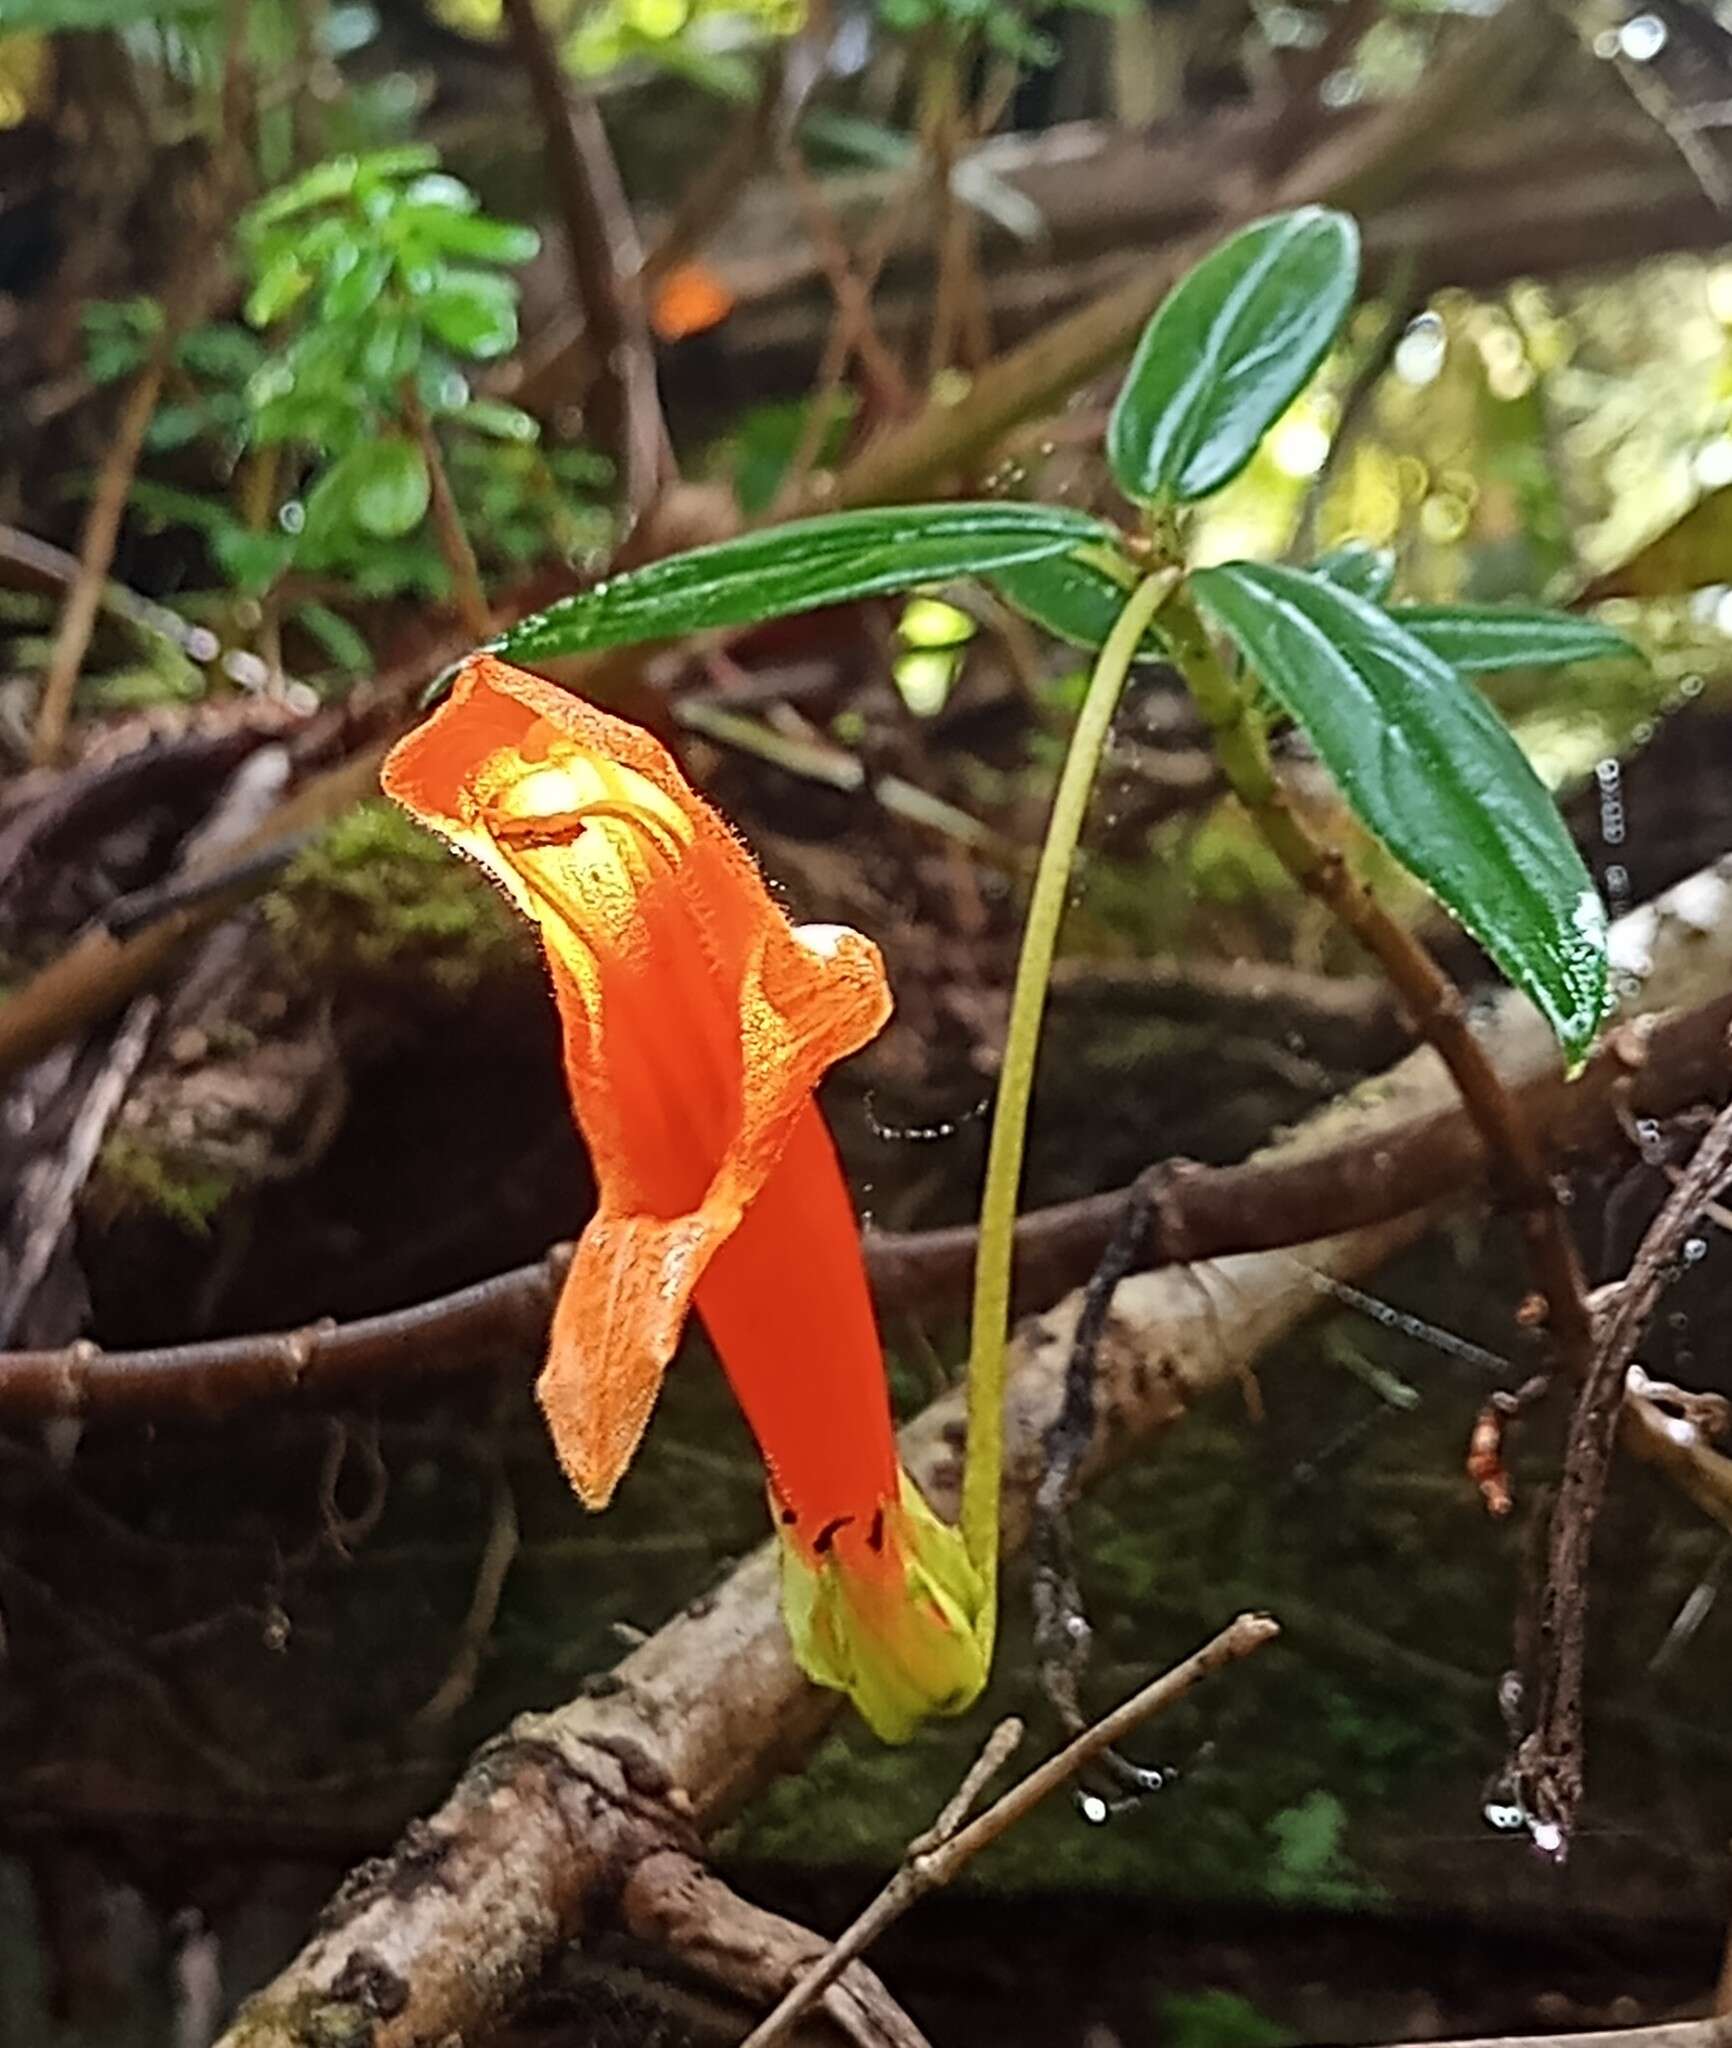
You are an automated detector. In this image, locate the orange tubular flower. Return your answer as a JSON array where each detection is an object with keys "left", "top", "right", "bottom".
[{"left": 381, "top": 654, "right": 988, "bottom": 1741}]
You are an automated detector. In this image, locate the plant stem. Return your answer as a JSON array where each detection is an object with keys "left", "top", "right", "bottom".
[
  {"left": 960, "top": 568, "right": 1177, "bottom": 1631},
  {"left": 1156, "top": 584, "right": 1595, "bottom": 1374},
  {"left": 31, "top": 350, "right": 171, "bottom": 765},
  {"left": 399, "top": 380, "right": 492, "bottom": 644}
]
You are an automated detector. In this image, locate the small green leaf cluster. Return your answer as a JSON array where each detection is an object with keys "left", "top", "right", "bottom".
[
  {"left": 481, "top": 205, "right": 1638, "bottom": 1072},
  {"left": 83, "top": 147, "right": 597, "bottom": 657},
  {"left": 237, "top": 147, "right": 541, "bottom": 575}
]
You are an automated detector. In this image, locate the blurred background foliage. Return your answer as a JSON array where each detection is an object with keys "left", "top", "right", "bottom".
[{"left": 6, "top": 0, "right": 1732, "bottom": 2043}]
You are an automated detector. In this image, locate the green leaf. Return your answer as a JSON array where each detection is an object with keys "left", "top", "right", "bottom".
[
  {"left": 321, "top": 245, "right": 393, "bottom": 323},
  {"left": 401, "top": 207, "right": 541, "bottom": 266},
  {"left": 1190, "top": 560, "right": 1609, "bottom": 1064},
  {"left": 420, "top": 269, "right": 519, "bottom": 359},
  {"left": 1108, "top": 208, "right": 1359, "bottom": 506},
  {"left": 294, "top": 600, "right": 373, "bottom": 673},
  {"left": 360, "top": 309, "right": 422, "bottom": 385},
  {"left": 246, "top": 147, "right": 438, "bottom": 233},
  {"left": 3, "top": 0, "right": 210, "bottom": 25},
  {"left": 213, "top": 526, "right": 295, "bottom": 593},
  {"left": 1394, "top": 604, "right": 1634, "bottom": 675},
  {"left": 989, "top": 545, "right": 1167, "bottom": 658},
  {"left": 346, "top": 439, "right": 432, "bottom": 538},
  {"left": 401, "top": 173, "right": 478, "bottom": 215},
  {"left": 1310, "top": 542, "right": 1395, "bottom": 603},
  {"left": 492, "top": 503, "right": 1119, "bottom": 663},
  {"left": 246, "top": 249, "right": 312, "bottom": 327},
  {"left": 450, "top": 399, "right": 540, "bottom": 442}
]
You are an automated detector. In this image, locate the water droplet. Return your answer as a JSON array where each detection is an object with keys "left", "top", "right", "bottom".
[
  {"left": 1684, "top": 1236, "right": 1709, "bottom": 1264},
  {"left": 1078, "top": 1793, "right": 1109, "bottom": 1825}
]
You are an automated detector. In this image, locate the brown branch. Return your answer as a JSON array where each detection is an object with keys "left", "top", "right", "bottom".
[
  {"left": 621, "top": 1853, "right": 930, "bottom": 2048},
  {"left": 1257, "top": 0, "right": 1384, "bottom": 180},
  {"left": 399, "top": 382, "right": 492, "bottom": 643},
  {"left": 1516, "top": 1088, "right": 1732, "bottom": 1850},
  {"left": 639, "top": 49, "right": 795, "bottom": 295},
  {"left": 1374, "top": 2025, "right": 1732, "bottom": 2048},
  {"left": 779, "top": 141, "right": 915, "bottom": 420},
  {"left": 827, "top": 0, "right": 1549, "bottom": 509},
  {"left": 31, "top": 346, "right": 173, "bottom": 766},
  {"left": 9, "top": 858, "right": 1732, "bottom": 1419},
  {"left": 740, "top": 1616, "right": 1275, "bottom": 2048},
  {"left": 216, "top": 1179, "right": 1423, "bottom": 2043},
  {"left": 498, "top": 0, "right": 670, "bottom": 518},
  {"left": 0, "top": 744, "right": 389, "bottom": 1084}
]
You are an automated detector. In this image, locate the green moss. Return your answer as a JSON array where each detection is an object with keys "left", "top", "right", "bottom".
[
  {"left": 263, "top": 800, "right": 527, "bottom": 994},
  {"left": 95, "top": 1133, "right": 236, "bottom": 1236}
]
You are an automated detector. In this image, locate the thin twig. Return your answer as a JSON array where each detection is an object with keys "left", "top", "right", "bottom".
[
  {"left": 31, "top": 348, "right": 173, "bottom": 766},
  {"left": 11, "top": 889, "right": 1732, "bottom": 1418},
  {"left": 1374, "top": 2024, "right": 1732, "bottom": 2048},
  {"left": 499, "top": 0, "right": 670, "bottom": 518},
  {"left": 779, "top": 141, "right": 915, "bottom": 420},
  {"left": 639, "top": 49, "right": 796, "bottom": 294},
  {"left": 1515, "top": 1085, "right": 1732, "bottom": 1852},
  {"left": 406, "top": 1454, "right": 520, "bottom": 1739},
  {"left": 1032, "top": 1169, "right": 1166, "bottom": 1780},
  {"left": 0, "top": 744, "right": 389, "bottom": 1084},
  {"left": 399, "top": 382, "right": 492, "bottom": 643},
  {"left": 739, "top": 1616, "right": 1276, "bottom": 2048}
]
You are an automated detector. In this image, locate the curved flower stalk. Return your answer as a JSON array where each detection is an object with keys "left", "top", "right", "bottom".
[{"left": 381, "top": 654, "right": 988, "bottom": 1740}]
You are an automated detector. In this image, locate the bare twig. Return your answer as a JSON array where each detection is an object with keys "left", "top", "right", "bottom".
[
  {"left": 0, "top": 743, "right": 389, "bottom": 1084},
  {"left": 779, "top": 142, "right": 916, "bottom": 419},
  {"left": 499, "top": 0, "right": 670, "bottom": 518},
  {"left": 829, "top": 0, "right": 1548, "bottom": 510},
  {"left": 1032, "top": 1169, "right": 1166, "bottom": 1781},
  {"left": 620, "top": 1853, "right": 930, "bottom": 2048},
  {"left": 31, "top": 349, "right": 174, "bottom": 766},
  {"left": 399, "top": 382, "right": 492, "bottom": 642},
  {"left": 1374, "top": 2024, "right": 1732, "bottom": 2048},
  {"left": 1514, "top": 1086, "right": 1732, "bottom": 1851},
  {"left": 639, "top": 49, "right": 797, "bottom": 294},
  {"left": 11, "top": 859, "right": 1732, "bottom": 1417},
  {"left": 738, "top": 1616, "right": 1277, "bottom": 2048},
  {"left": 1257, "top": 0, "right": 1384, "bottom": 179},
  {"left": 405, "top": 1453, "right": 520, "bottom": 1739}
]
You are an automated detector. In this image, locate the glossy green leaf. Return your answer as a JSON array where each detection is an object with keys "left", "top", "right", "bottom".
[
  {"left": 360, "top": 309, "right": 422, "bottom": 386},
  {"left": 246, "top": 147, "right": 438, "bottom": 232},
  {"left": 1190, "top": 560, "right": 1609, "bottom": 1064},
  {"left": 1310, "top": 542, "right": 1395, "bottom": 603},
  {"left": 1108, "top": 208, "right": 1359, "bottom": 506},
  {"left": 401, "top": 173, "right": 478, "bottom": 215},
  {"left": 321, "top": 246, "right": 393, "bottom": 323},
  {"left": 402, "top": 207, "right": 541, "bottom": 266},
  {"left": 348, "top": 439, "right": 431, "bottom": 538},
  {"left": 988, "top": 546, "right": 1165, "bottom": 659},
  {"left": 213, "top": 526, "right": 295, "bottom": 594},
  {"left": 492, "top": 504, "right": 1119, "bottom": 663},
  {"left": 245, "top": 249, "right": 312, "bottom": 327},
  {"left": 420, "top": 270, "right": 519, "bottom": 359},
  {"left": 451, "top": 399, "right": 540, "bottom": 442},
  {"left": 1393, "top": 604, "right": 1634, "bottom": 675},
  {"left": 3, "top": 0, "right": 211, "bottom": 25}
]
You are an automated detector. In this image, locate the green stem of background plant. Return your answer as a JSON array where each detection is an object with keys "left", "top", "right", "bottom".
[{"left": 960, "top": 566, "right": 1177, "bottom": 1645}]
